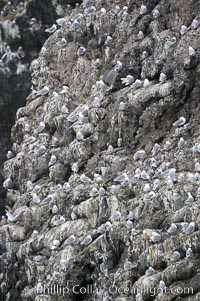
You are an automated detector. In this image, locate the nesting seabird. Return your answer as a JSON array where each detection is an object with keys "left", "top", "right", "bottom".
[
  {"left": 49, "top": 155, "right": 57, "bottom": 167},
  {"left": 24, "top": 136, "right": 36, "bottom": 145},
  {"left": 6, "top": 151, "right": 14, "bottom": 159},
  {"left": 105, "top": 36, "right": 113, "bottom": 47},
  {"left": 77, "top": 46, "right": 86, "bottom": 56},
  {"left": 180, "top": 25, "right": 188, "bottom": 35},
  {"left": 178, "top": 137, "right": 186, "bottom": 148},
  {"left": 84, "top": 6, "right": 96, "bottom": 14},
  {"left": 80, "top": 174, "right": 92, "bottom": 183},
  {"left": 158, "top": 280, "right": 166, "bottom": 290},
  {"left": 64, "top": 235, "right": 76, "bottom": 245},
  {"left": 186, "top": 247, "right": 193, "bottom": 258},
  {"left": 123, "top": 259, "right": 132, "bottom": 270},
  {"left": 167, "top": 223, "right": 177, "bottom": 234},
  {"left": 53, "top": 216, "right": 65, "bottom": 226},
  {"left": 184, "top": 192, "right": 194, "bottom": 206},
  {"left": 76, "top": 131, "right": 84, "bottom": 141},
  {"left": 173, "top": 117, "right": 186, "bottom": 127},
  {"left": 41, "top": 47, "right": 48, "bottom": 56},
  {"left": 31, "top": 59, "right": 40, "bottom": 70},
  {"left": 94, "top": 59, "right": 102, "bottom": 69},
  {"left": 45, "top": 24, "right": 57, "bottom": 33},
  {"left": 52, "top": 205, "right": 58, "bottom": 214},
  {"left": 99, "top": 187, "right": 106, "bottom": 196},
  {"left": 145, "top": 266, "right": 155, "bottom": 276},
  {"left": 131, "top": 79, "right": 142, "bottom": 90},
  {"left": 32, "top": 185, "right": 41, "bottom": 194},
  {"left": 81, "top": 235, "right": 92, "bottom": 245},
  {"left": 60, "top": 259, "right": 68, "bottom": 271},
  {"left": 152, "top": 9, "right": 160, "bottom": 18},
  {"left": 6, "top": 205, "right": 28, "bottom": 222},
  {"left": 60, "top": 86, "right": 69, "bottom": 94},
  {"left": 82, "top": 105, "right": 89, "bottom": 117},
  {"left": 114, "top": 61, "right": 123, "bottom": 72},
  {"left": 126, "top": 220, "right": 133, "bottom": 230},
  {"left": 50, "top": 239, "right": 60, "bottom": 250},
  {"left": 133, "top": 150, "right": 146, "bottom": 160},
  {"left": 94, "top": 80, "right": 107, "bottom": 90},
  {"left": 117, "top": 137, "right": 122, "bottom": 147},
  {"left": 97, "top": 8, "right": 106, "bottom": 18},
  {"left": 140, "top": 5, "right": 147, "bottom": 15},
  {"left": 107, "top": 145, "right": 114, "bottom": 152},
  {"left": 152, "top": 143, "right": 160, "bottom": 155},
  {"left": 184, "top": 222, "right": 195, "bottom": 234},
  {"left": 164, "top": 140, "right": 172, "bottom": 151},
  {"left": 38, "top": 86, "right": 49, "bottom": 96},
  {"left": 63, "top": 182, "right": 71, "bottom": 192},
  {"left": 71, "top": 162, "right": 78, "bottom": 173},
  {"left": 143, "top": 78, "right": 150, "bottom": 88},
  {"left": 31, "top": 230, "right": 38, "bottom": 238},
  {"left": 110, "top": 185, "right": 118, "bottom": 195},
  {"left": 143, "top": 183, "right": 151, "bottom": 192},
  {"left": 137, "top": 31, "right": 144, "bottom": 40},
  {"left": 189, "top": 46, "right": 196, "bottom": 57},
  {"left": 195, "top": 162, "right": 200, "bottom": 172},
  {"left": 171, "top": 251, "right": 180, "bottom": 262},
  {"left": 141, "top": 170, "right": 150, "bottom": 180},
  {"left": 97, "top": 222, "right": 111, "bottom": 234},
  {"left": 32, "top": 193, "right": 41, "bottom": 204},
  {"left": 121, "top": 75, "right": 134, "bottom": 86},
  {"left": 159, "top": 73, "right": 166, "bottom": 83},
  {"left": 24, "top": 123, "right": 32, "bottom": 132},
  {"left": 191, "top": 19, "right": 199, "bottom": 29},
  {"left": 150, "top": 231, "right": 161, "bottom": 242},
  {"left": 60, "top": 104, "right": 68, "bottom": 114},
  {"left": 114, "top": 173, "right": 129, "bottom": 183},
  {"left": 136, "top": 293, "right": 143, "bottom": 301},
  {"left": 51, "top": 184, "right": 62, "bottom": 192},
  {"left": 56, "top": 38, "right": 67, "bottom": 48},
  {"left": 144, "top": 191, "right": 156, "bottom": 200},
  {"left": 153, "top": 179, "right": 160, "bottom": 190},
  {"left": 26, "top": 180, "right": 34, "bottom": 191},
  {"left": 111, "top": 210, "right": 121, "bottom": 221},
  {"left": 56, "top": 18, "right": 67, "bottom": 27},
  {"left": 42, "top": 195, "right": 53, "bottom": 204},
  {"left": 35, "top": 145, "right": 46, "bottom": 156},
  {"left": 187, "top": 172, "right": 199, "bottom": 184},
  {"left": 90, "top": 187, "right": 99, "bottom": 197}
]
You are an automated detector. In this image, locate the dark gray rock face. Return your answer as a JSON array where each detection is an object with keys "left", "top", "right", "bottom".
[{"left": 0, "top": 0, "right": 200, "bottom": 300}]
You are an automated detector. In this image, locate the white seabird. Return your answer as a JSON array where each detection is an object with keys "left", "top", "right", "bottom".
[
  {"left": 77, "top": 46, "right": 86, "bottom": 56},
  {"left": 81, "top": 235, "right": 92, "bottom": 245},
  {"left": 80, "top": 174, "right": 92, "bottom": 183},
  {"left": 64, "top": 235, "right": 76, "bottom": 245},
  {"left": 140, "top": 5, "right": 147, "bottom": 15},
  {"left": 173, "top": 116, "right": 186, "bottom": 127},
  {"left": 45, "top": 24, "right": 57, "bottom": 33}
]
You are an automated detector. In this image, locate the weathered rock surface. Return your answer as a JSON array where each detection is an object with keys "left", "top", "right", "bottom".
[
  {"left": 0, "top": 0, "right": 77, "bottom": 216},
  {"left": 1, "top": 0, "right": 200, "bottom": 300}
]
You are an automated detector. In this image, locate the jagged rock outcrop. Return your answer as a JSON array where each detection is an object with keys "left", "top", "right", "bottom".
[
  {"left": 0, "top": 0, "right": 200, "bottom": 300},
  {"left": 0, "top": 0, "right": 79, "bottom": 221}
]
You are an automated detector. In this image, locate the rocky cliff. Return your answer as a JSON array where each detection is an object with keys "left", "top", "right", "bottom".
[
  {"left": 0, "top": 0, "right": 58, "bottom": 217},
  {"left": 0, "top": 0, "right": 77, "bottom": 215},
  {"left": 0, "top": 0, "right": 200, "bottom": 300}
]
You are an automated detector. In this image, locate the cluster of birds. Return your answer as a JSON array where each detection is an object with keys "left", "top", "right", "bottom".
[
  {"left": 0, "top": 44, "right": 26, "bottom": 73},
  {"left": 0, "top": 1, "right": 43, "bottom": 74},
  {"left": 40, "top": 2, "right": 199, "bottom": 93},
  {"left": 3, "top": 113, "right": 199, "bottom": 290},
  {"left": 1, "top": 0, "right": 200, "bottom": 300}
]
